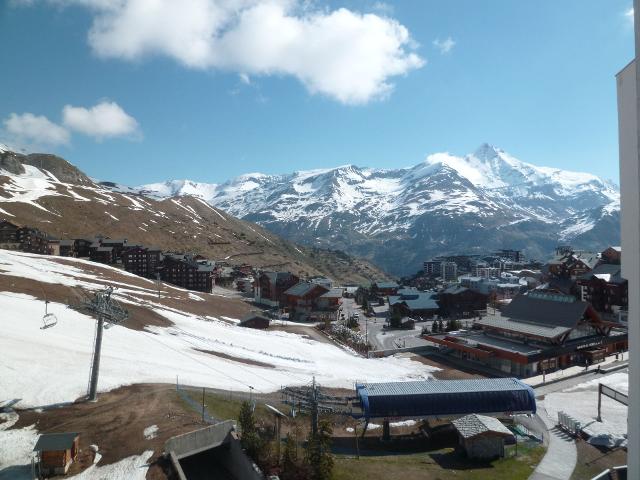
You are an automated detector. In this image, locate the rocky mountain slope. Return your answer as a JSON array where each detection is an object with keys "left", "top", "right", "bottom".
[
  {"left": 138, "top": 144, "right": 620, "bottom": 275},
  {"left": 0, "top": 145, "right": 388, "bottom": 284}
]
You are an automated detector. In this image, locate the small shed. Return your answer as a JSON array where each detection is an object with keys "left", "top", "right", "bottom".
[
  {"left": 239, "top": 313, "right": 270, "bottom": 329},
  {"left": 452, "top": 414, "right": 513, "bottom": 460},
  {"left": 34, "top": 432, "right": 80, "bottom": 476}
]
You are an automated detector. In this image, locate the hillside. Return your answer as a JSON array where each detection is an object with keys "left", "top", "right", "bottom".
[
  {"left": 138, "top": 144, "right": 621, "bottom": 275},
  {"left": 0, "top": 146, "right": 389, "bottom": 284}
]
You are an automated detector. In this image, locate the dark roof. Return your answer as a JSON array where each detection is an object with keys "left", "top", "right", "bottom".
[
  {"left": 476, "top": 315, "right": 571, "bottom": 339},
  {"left": 320, "top": 288, "right": 344, "bottom": 299},
  {"left": 284, "top": 281, "right": 328, "bottom": 297},
  {"left": 356, "top": 378, "right": 536, "bottom": 419},
  {"left": 239, "top": 313, "right": 270, "bottom": 327},
  {"left": 374, "top": 281, "right": 399, "bottom": 289},
  {"left": 101, "top": 239, "right": 126, "bottom": 245},
  {"left": 578, "top": 264, "right": 625, "bottom": 284},
  {"left": 59, "top": 239, "right": 75, "bottom": 247},
  {"left": 442, "top": 285, "right": 469, "bottom": 295},
  {"left": 96, "top": 247, "right": 113, "bottom": 252},
  {"left": 33, "top": 432, "right": 79, "bottom": 452},
  {"left": 502, "top": 292, "right": 589, "bottom": 328},
  {"left": 264, "top": 271, "right": 295, "bottom": 283},
  {"left": 389, "top": 292, "right": 439, "bottom": 311}
]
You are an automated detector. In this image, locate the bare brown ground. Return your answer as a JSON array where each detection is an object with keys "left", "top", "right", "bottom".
[
  {"left": 11, "top": 384, "right": 204, "bottom": 480},
  {"left": 571, "top": 438, "right": 627, "bottom": 480}
]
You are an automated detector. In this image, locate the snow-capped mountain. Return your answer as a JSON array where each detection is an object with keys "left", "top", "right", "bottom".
[{"left": 137, "top": 144, "right": 620, "bottom": 275}]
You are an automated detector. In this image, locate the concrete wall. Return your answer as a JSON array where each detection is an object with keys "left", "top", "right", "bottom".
[
  {"left": 618, "top": 55, "right": 639, "bottom": 478},
  {"left": 165, "top": 421, "right": 237, "bottom": 459}
]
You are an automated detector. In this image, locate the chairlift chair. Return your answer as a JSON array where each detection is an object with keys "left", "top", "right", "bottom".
[{"left": 41, "top": 300, "right": 58, "bottom": 329}]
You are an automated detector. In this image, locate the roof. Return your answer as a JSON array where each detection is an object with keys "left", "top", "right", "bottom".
[
  {"left": 59, "top": 239, "right": 75, "bottom": 246},
  {"left": 356, "top": 378, "right": 536, "bottom": 419},
  {"left": 442, "top": 285, "right": 470, "bottom": 295},
  {"left": 390, "top": 292, "right": 439, "bottom": 311},
  {"left": 374, "top": 281, "right": 399, "bottom": 289},
  {"left": 578, "top": 264, "right": 625, "bottom": 284},
  {"left": 320, "top": 288, "right": 344, "bottom": 299},
  {"left": 33, "top": 432, "right": 79, "bottom": 452},
  {"left": 264, "top": 271, "right": 295, "bottom": 283},
  {"left": 452, "top": 414, "right": 513, "bottom": 439},
  {"left": 239, "top": 313, "right": 270, "bottom": 326},
  {"left": 284, "top": 281, "right": 328, "bottom": 297},
  {"left": 501, "top": 292, "right": 589, "bottom": 329},
  {"left": 476, "top": 315, "right": 571, "bottom": 339},
  {"left": 96, "top": 247, "right": 113, "bottom": 252}
]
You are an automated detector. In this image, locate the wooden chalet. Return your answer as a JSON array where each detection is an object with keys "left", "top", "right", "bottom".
[
  {"left": 253, "top": 271, "right": 299, "bottom": 308},
  {"left": 0, "top": 220, "right": 49, "bottom": 254},
  {"left": 600, "top": 246, "right": 621, "bottom": 265},
  {"left": 438, "top": 285, "right": 488, "bottom": 319},
  {"left": 575, "top": 264, "right": 628, "bottom": 317},
  {"left": 239, "top": 313, "right": 270, "bottom": 329},
  {"left": 424, "top": 291, "right": 628, "bottom": 377},
  {"left": 389, "top": 288, "right": 440, "bottom": 318},
  {"left": 372, "top": 281, "right": 399, "bottom": 296},
  {"left": 59, "top": 239, "right": 76, "bottom": 257},
  {"left": 74, "top": 238, "right": 94, "bottom": 257},
  {"left": 283, "top": 281, "right": 339, "bottom": 321},
  {"left": 161, "top": 254, "right": 214, "bottom": 293},
  {"left": 33, "top": 432, "right": 79, "bottom": 476},
  {"left": 545, "top": 250, "right": 599, "bottom": 279}
]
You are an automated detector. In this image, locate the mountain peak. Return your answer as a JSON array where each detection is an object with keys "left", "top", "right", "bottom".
[{"left": 472, "top": 143, "right": 504, "bottom": 161}]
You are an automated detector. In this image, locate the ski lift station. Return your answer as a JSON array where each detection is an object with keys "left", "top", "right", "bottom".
[{"left": 356, "top": 378, "right": 536, "bottom": 420}]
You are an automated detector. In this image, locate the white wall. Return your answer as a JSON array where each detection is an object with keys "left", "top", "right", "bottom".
[{"left": 617, "top": 58, "right": 639, "bottom": 477}]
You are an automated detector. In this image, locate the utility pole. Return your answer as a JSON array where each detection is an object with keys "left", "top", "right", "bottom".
[
  {"left": 88, "top": 314, "right": 105, "bottom": 402},
  {"left": 311, "top": 376, "right": 318, "bottom": 436}
]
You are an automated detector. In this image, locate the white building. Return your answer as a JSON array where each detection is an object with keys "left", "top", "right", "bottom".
[{"left": 617, "top": 48, "right": 639, "bottom": 477}]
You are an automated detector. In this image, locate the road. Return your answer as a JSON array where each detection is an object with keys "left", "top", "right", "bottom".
[{"left": 340, "top": 298, "right": 432, "bottom": 350}]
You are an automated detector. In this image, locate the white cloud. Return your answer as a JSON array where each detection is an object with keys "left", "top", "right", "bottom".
[
  {"left": 40, "top": 0, "right": 425, "bottom": 105},
  {"left": 239, "top": 73, "right": 251, "bottom": 85},
  {"left": 433, "top": 36, "right": 455, "bottom": 55},
  {"left": 62, "top": 101, "right": 140, "bottom": 140},
  {"left": 371, "top": 2, "right": 393, "bottom": 15},
  {"left": 2, "top": 113, "right": 70, "bottom": 146}
]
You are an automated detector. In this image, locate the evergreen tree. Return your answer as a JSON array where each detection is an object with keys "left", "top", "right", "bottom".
[
  {"left": 238, "top": 400, "right": 261, "bottom": 460},
  {"left": 305, "top": 420, "right": 334, "bottom": 480}
]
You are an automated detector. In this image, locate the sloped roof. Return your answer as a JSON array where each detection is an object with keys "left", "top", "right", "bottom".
[
  {"left": 374, "top": 281, "right": 399, "bottom": 289},
  {"left": 390, "top": 292, "right": 439, "bottom": 311},
  {"left": 476, "top": 315, "right": 571, "bottom": 339},
  {"left": 34, "top": 432, "right": 79, "bottom": 452},
  {"left": 578, "top": 264, "right": 625, "bottom": 284},
  {"left": 284, "top": 281, "right": 328, "bottom": 297},
  {"left": 442, "top": 285, "right": 469, "bottom": 295},
  {"left": 320, "top": 288, "right": 344, "bottom": 299},
  {"left": 452, "top": 414, "right": 513, "bottom": 439},
  {"left": 501, "top": 292, "right": 589, "bottom": 329}
]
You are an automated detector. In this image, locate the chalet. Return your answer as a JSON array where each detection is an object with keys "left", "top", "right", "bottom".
[
  {"left": 575, "top": 264, "right": 628, "bottom": 318},
  {"left": 0, "top": 220, "right": 20, "bottom": 249},
  {"left": 545, "top": 250, "right": 599, "bottom": 280},
  {"left": 389, "top": 288, "right": 439, "bottom": 318},
  {"left": 0, "top": 221, "right": 50, "bottom": 254},
  {"left": 253, "top": 271, "right": 299, "bottom": 308},
  {"left": 452, "top": 414, "right": 514, "bottom": 460},
  {"left": 372, "top": 281, "right": 399, "bottom": 296},
  {"left": 122, "top": 245, "right": 162, "bottom": 279},
  {"left": 74, "top": 238, "right": 94, "bottom": 257},
  {"left": 59, "top": 239, "right": 76, "bottom": 257},
  {"left": 424, "top": 292, "right": 628, "bottom": 377},
  {"left": 161, "top": 254, "right": 214, "bottom": 293},
  {"left": 438, "top": 285, "right": 488, "bottom": 318},
  {"left": 100, "top": 238, "right": 127, "bottom": 262},
  {"left": 235, "top": 277, "right": 254, "bottom": 293},
  {"left": 91, "top": 246, "right": 113, "bottom": 264},
  {"left": 315, "top": 287, "right": 344, "bottom": 311},
  {"left": 283, "top": 281, "right": 333, "bottom": 321},
  {"left": 310, "top": 276, "right": 333, "bottom": 289},
  {"left": 239, "top": 313, "right": 270, "bottom": 329},
  {"left": 600, "top": 246, "right": 621, "bottom": 265},
  {"left": 33, "top": 432, "right": 79, "bottom": 476}
]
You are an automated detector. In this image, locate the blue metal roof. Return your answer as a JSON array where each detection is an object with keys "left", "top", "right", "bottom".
[{"left": 356, "top": 378, "right": 536, "bottom": 419}]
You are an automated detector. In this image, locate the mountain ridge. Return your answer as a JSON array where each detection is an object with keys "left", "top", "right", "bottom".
[{"left": 134, "top": 144, "right": 620, "bottom": 275}]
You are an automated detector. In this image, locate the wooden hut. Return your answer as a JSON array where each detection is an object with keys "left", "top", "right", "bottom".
[{"left": 34, "top": 432, "right": 79, "bottom": 476}]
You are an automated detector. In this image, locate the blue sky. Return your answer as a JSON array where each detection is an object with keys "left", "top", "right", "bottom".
[{"left": 0, "top": 0, "right": 634, "bottom": 185}]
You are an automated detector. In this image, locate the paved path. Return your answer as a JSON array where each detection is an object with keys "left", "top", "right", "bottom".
[{"left": 529, "top": 406, "right": 577, "bottom": 480}]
